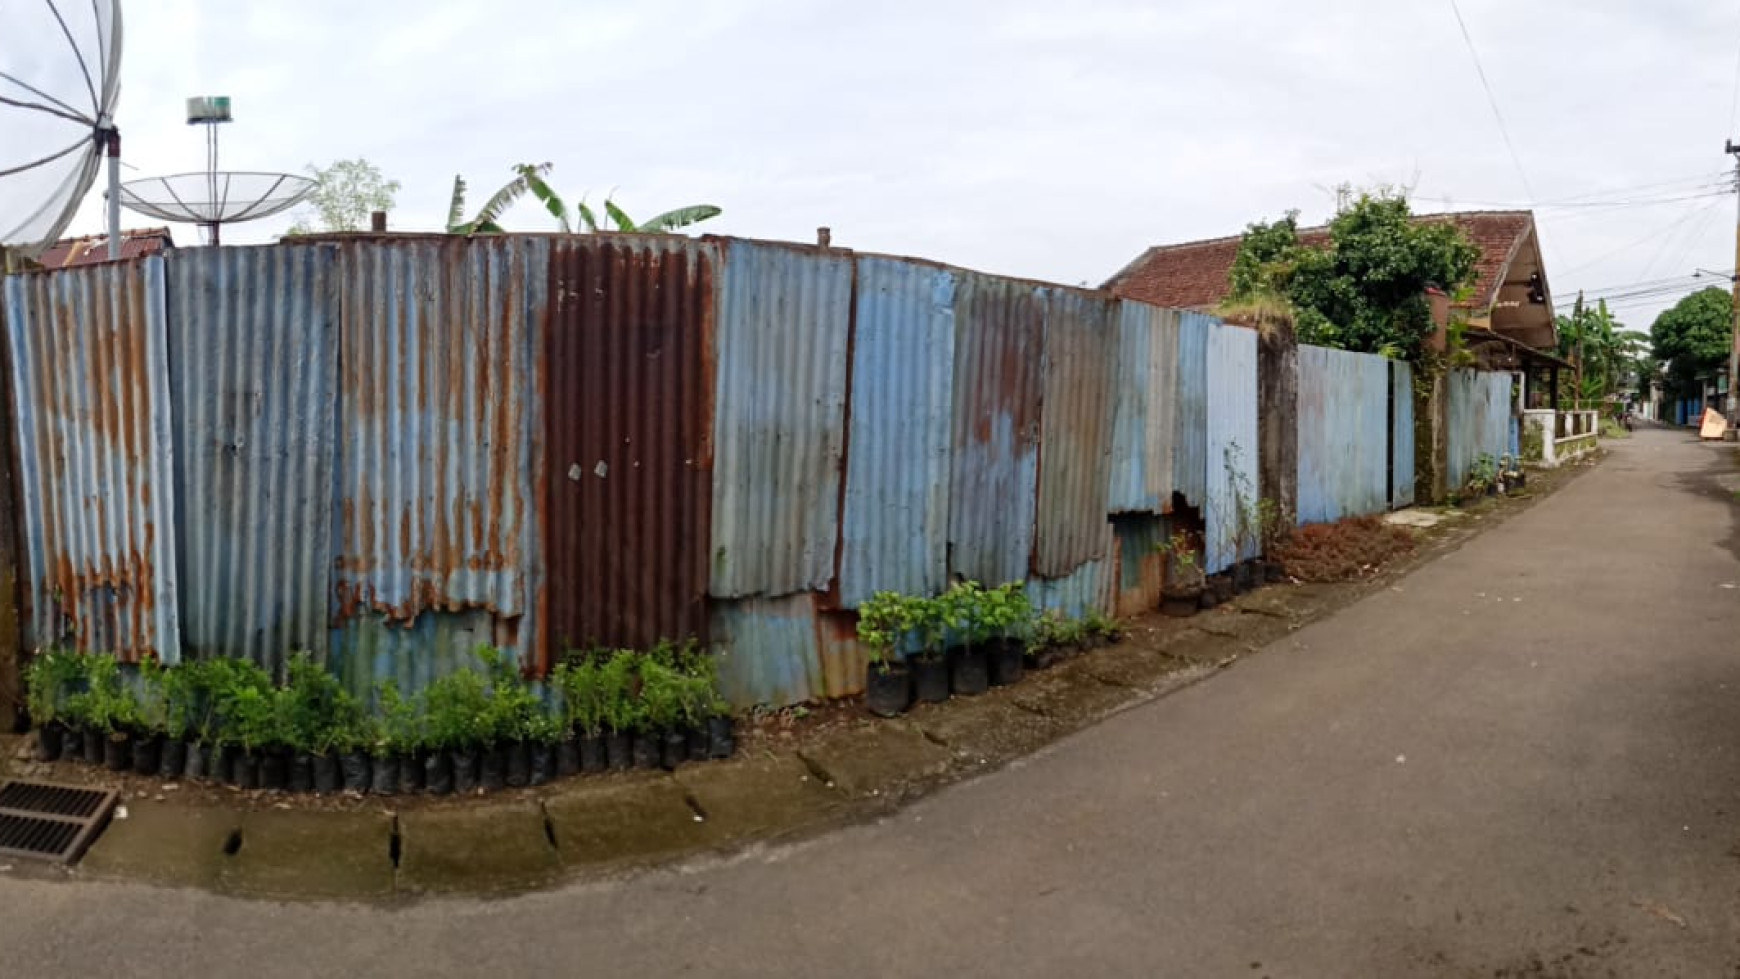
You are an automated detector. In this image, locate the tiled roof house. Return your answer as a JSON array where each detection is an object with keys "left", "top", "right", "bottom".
[{"left": 1105, "top": 210, "right": 1556, "bottom": 351}]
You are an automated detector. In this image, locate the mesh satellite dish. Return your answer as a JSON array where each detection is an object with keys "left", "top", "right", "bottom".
[
  {"left": 117, "top": 97, "right": 314, "bottom": 245},
  {"left": 0, "top": 0, "right": 124, "bottom": 261}
]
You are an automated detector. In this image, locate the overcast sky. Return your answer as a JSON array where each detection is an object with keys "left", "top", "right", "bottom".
[{"left": 32, "top": 0, "right": 1740, "bottom": 329}]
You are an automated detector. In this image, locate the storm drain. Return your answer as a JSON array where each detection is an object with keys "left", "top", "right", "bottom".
[{"left": 0, "top": 780, "right": 118, "bottom": 864}]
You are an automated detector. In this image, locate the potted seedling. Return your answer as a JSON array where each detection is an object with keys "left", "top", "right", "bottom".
[
  {"left": 24, "top": 649, "right": 84, "bottom": 762},
  {"left": 180, "top": 659, "right": 226, "bottom": 780},
  {"left": 937, "top": 582, "right": 989, "bottom": 697},
  {"left": 476, "top": 647, "right": 530, "bottom": 791},
  {"left": 283, "top": 653, "right": 352, "bottom": 793},
  {"left": 525, "top": 711, "right": 560, "bottom": 786},
  {"left": 857, "top": 591, "right": 913, "bottom": 717},
  {"left": 422, "top": 666, "right": 490, "bottom": 794},
  {"left": 600, "top": 652, "right": 642, "bottom": 771},
  {"left": 158, "top": 661, "right": 195, "bottom": 778},
  {"left": 1083, "top": 609, "right": 1124, "bottom": 647},
  {"left": 1158, "top": 531, "right": 1205, "bottom": 616},
  {"left": 1025, "top": 610, "right": 1064, "bottom": 670},
  {"left": 981, "top": 582, "right": 1033, "bottom": 686},
  {"left": 893, "top": 594, "right": 945, "bottom": 705},
  {"left": 222, "top": 684, "right": 279, "bottom": 790},
  {"left": 637, "top": 656, "right": 687, "bottom": 770},
  {"left": 556, "top": 658, "right": 608, "bottom": 774},
  {"left": 131, "top": 657, "right": 169, "bottom": 776},
  {"left": 378, "top": 680, "right": 425, "bottom": 793},
  {"left": 82, "top": 655, "right": 139, "bottom": 773}
]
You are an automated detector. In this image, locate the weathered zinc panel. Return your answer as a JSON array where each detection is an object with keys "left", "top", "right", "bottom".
[
  {"left": 710, "top": 593, "right": 825, "bottom": 707},
  {"left": 546, "top": 236, "right": 715, "bottom": 652},
  {"left": 1034, "top": 288, "right": 1116, "bottom": 577},
  {"left": 1204, "top": 320, "right": 1259, "bottom": 573},
  {"left": 4, "top": 258, "right": 181, "bottom": 662},
  {"left": 1172, "top": 311, "right": 1212, "bottom": 509},
  {"left": 1107, "top": 302, "right": 1179, "bottom": 514},
  {"left": 328, "top": 607, "right": 537, "bottom": 702},
  {"left": 838, "top": 256, "right": 955, "bottom": 606},
  {"left": 333, "top": 237, "right": 547, "bottom": 672},
  {"left": 948, "top": 271, "right": 1043, "bottom": 585},
  {"left": 1026, "top": 523, "right": 1116, "bottom": 619},
  {"left": 710, "top": 240, "right": 853, "bottom": 599},
  {"left": 1295, "top": 344, "right": 1389, "bottom": 525},
  {"left": 1447, "top": 369, "right": 1513, "bottom": 490},
  {"left": 1391, "top": 361, "right": 1416, "bottom": 507},
  {"left": 1112, "top": 514, "right": 1167, "bottom": 618},
  {"left": 167, "top": 246, "right": 338, "bottom": 678}
]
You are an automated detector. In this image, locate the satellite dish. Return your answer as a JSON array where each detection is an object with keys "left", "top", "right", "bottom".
[
  {"left": 117, "top": 97, "right": 314, "bottom": 245},
  {"left": 0, "top": 0, "right": 124, "bottom": 261}
]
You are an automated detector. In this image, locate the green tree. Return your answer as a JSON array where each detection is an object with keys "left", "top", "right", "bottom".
[
  {"left": 287, "top": 158, "right": 401, "bottom": 234},
  {"left": 1225, "top": 190, "right": 1480, "bottom": 360},
  {"left": 1649, "top": 287, "right": 1732, "bottom": 400},
  {"left": 1554, "top": 295, "right": 1642, "bottom": 404}
]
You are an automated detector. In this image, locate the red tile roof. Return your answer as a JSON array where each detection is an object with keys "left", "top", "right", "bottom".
[
  {"left": 36, "top": 227, "right": 175, "bottom": 269},
  {"left": 1105, "top": 210, "right": 1536, "bottom": 313}
]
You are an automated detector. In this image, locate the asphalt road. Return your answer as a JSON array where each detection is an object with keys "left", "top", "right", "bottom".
[{"left": 4, "top": 429, "right": 1740, "bottom": 978}]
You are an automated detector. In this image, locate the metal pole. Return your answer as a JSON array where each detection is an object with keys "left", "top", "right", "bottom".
[
  {"left": 105, "top": 128, "right": 121, "bottom": 261},
  {"left": 1726, "top": 141, "right": 1740, "bottom": 424}
]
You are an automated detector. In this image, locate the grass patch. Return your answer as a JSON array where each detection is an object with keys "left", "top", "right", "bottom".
[{"left": 1276, "top": 515, "right": 1417, "bottom": 582}]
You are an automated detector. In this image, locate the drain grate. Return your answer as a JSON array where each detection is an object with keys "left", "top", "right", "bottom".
[{"left": 0, "top": 780, "right": 118, "bottom": 864}]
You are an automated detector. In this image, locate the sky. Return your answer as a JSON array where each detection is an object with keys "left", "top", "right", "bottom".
[{"left": 17, "top": 0, "right": 1740, "bottom": 331}]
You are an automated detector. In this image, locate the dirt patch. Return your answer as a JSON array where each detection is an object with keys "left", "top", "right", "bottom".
[{"left": 1276, "top": 515, "right": 1418, "bottom": 582}]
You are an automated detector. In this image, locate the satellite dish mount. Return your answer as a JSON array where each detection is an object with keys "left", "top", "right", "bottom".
[{"left": 117, "top": 96, "right": 313, "bottom": 246}]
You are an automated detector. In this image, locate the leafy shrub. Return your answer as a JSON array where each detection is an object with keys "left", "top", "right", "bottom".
[{"left": 24, "top": 649, "right": 86, "bottom": 727}]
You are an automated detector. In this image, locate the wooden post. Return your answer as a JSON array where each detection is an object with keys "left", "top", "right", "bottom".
[{"left": 371, "top": 211, "right": 388, "bottom": 233}]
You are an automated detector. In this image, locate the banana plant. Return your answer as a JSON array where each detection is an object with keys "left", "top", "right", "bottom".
[
  {"left": 445, "top": 162, "right": 556, "bottom": 234},
  {"left": 513, "top": 162, "right": 720, "bottom": 234}
]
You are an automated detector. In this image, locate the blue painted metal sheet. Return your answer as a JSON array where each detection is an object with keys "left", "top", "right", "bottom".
[
  {"left": 710, "top": 593, "right": 825, "bottom": 708},
  {"left": 838, "top": 257, "right": 955, "bottom": 606},
  {"left": 1034, "top": 288, "right": 1115, "bottom": 577},
  {"left": 1391, "top": 361, "right": 1416, "bottom": 507},
  {"left": 167, "top": 245, "right": 338, "bottom": 678},
  {"left": 1447, "top": 369, "right": 1513, "bottom": 490},
  {"left": 329, "top": 607, "right": 542, "bottom": 703},
  {"left": 710, "top": 240, "right": 853, "bottom": 599},
  {"left": 1026, "top": 523, "right": 1115, "bottom": 619},
  {"left": 948, "top": 272, "right": 1042, "bottom": 585},
  {"left": 1204, "top": 320, "right": 1258, "bottom": 572},
  {"left": 4, "top": 257, "right": 181, "bottom": 662},
  {"left": 1295, "top": 344, "right": 1388, "bottom": 525},
  {"left": 332, "top": 237, "right": 548, "bottom": 677},
  {"left": 1172, "top": 311, "right": 1212, "bottom": 510},
  {"left": 1107, "top": 302, "right": 1179, "bottom": 513}
]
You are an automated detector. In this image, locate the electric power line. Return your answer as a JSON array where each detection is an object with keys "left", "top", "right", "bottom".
[{"left": 1447, "top": 0, "right": 1534, "bottom": 200}]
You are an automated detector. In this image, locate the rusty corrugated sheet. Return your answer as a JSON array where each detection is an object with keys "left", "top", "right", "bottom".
[
  {"left": 334, "top": 237, "right": 548, "bottom": 672},
  {"left": 1034, "top": 288, "right": 1115, "bottom": 576},
  {"left": 1391, "top": 361, "right": 1416, "bottom": 507},
  {"left": 709, "top": 239, "right": 852, "bottom": 599},
  {"left": 3, "top": 257, "right": 181, "bottom": 662},
  {"left": 167, "top": 245, "right": 338, "bottom": 677},
  {"left": 1205, "top": 319, "right": 1258, "bottom": 572},
  {"left": 1111, "top": 514, "right": 1166, "bottom": 618},
  {"left": 546, "top": 236, "right": 715, "bottom": 651},
  {"left": 1173, "top": 310, "right": 1212, "bottom": 509},
  {"left": 948, "top": 272, "right": 1043, "bottom": 585},
  {"left": 1108, "top": 301, "right": 1179, "bottom": 513},
  {"left": 838, "top": 256, "right": 955, "bottom": 607},
  {"left": 1295, "top": 344, "right": 1389, "bottom": 525}
]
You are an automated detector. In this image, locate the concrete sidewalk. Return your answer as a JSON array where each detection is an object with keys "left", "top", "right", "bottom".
[{"left": 4, "top": 430, "right": 1738, "bottom": 977}]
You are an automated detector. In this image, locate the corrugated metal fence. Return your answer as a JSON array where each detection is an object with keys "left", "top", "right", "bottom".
[
  {"left": 1447, "top": 368, "right": 1515, "bottom": 491},
  {"left": 1, "top": 235, "right": 1436, "bottom": 708}
]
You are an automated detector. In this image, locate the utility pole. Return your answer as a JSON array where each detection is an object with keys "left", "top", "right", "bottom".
[{"left": 1726, "top": 140, "right": 1740, "bottom": 425}]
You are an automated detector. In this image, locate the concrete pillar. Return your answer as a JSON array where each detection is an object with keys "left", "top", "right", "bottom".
[
  {"left": 1257, "top": 314, "right": 1298, "bottom": 532},
  {"left": 1414, "top": 368, "right": 1449, "bottom": 504}
]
